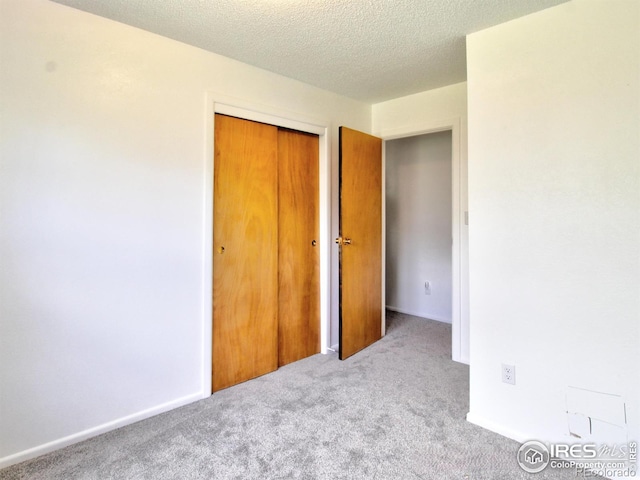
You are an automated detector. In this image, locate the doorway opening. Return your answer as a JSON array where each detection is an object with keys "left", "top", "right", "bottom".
[
  {"left": 379, "top": 117, "right": 467, "bottom": 364},
  {"left": 385, "top": 131, "right": 453, "bottom": 325}
]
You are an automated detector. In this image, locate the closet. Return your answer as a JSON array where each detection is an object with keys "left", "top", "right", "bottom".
[{"left": 212, "top": 114, "right": 319, "bottom": 392}]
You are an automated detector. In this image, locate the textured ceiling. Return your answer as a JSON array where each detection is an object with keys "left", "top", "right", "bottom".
[{"left": 51, "top": 0, "right": 567, "bottom": 103}]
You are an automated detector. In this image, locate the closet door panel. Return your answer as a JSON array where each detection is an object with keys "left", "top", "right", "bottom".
[
  {"left": 213, "top": 114, "right": 278, "bottom": 391},
  {"left": 277, "top": 129, "right": 320, "bottom": 366}
]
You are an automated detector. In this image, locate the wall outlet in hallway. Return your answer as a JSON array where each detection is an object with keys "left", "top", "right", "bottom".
[
  {"left": 424, "top": 281, "right": 431, "bottom": 295},
  {"left": 502, "top": 364, "right": 516, "bottom": 385}
]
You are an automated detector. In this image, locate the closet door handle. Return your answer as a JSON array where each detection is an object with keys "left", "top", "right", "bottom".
[{"left": 311, "top": 240, "right": 317, "bottom": 247}]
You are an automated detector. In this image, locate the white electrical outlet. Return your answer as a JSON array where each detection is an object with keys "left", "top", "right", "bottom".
[
  {"left": 424, "top": 281, "right": 431, "bottom": 295},
  {"left": 502, "top": 364, "right": 516, "bottom": 385}
]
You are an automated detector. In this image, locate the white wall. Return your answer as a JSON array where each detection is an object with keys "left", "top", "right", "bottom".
[
  {"left": 373, "top": 83, "right": 467, "bottom": 136},
  {"left": 0, "top": 0, "right": 370, "bottom": 466},
  {"left": 385, "top": 131, "right": 452, "bottom": 323},
  {"left": 372, "top": 82, "right": 469, "bottom": 363},
  {"left": 466, "top": 0, "right": 639, "bottom": 454}
]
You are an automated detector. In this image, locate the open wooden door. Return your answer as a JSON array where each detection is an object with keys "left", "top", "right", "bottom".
[{"left": 338, "top": 127, "right": 383, "bottom": 360}]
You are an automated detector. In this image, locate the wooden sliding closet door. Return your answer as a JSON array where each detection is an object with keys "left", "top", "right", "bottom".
[
  {"left": 278, "top": 129, "right": 320, "bottom": 366},
  {"left": 213, "top": 114, "right": 320, "bottom": 391},
  {"left": 212, "top": 114, "right": 278, "bottom": 392}
]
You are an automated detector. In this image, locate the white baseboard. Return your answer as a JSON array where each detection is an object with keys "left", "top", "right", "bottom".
[
  {"left": 0, "top": 392, "right": 203, "bottom": 469},
  {"left": 465, "top": 411, "right": 531, "bottom": 444},
  {"left": 385, "top": 305, "right": 452, "bottom": 324}
]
